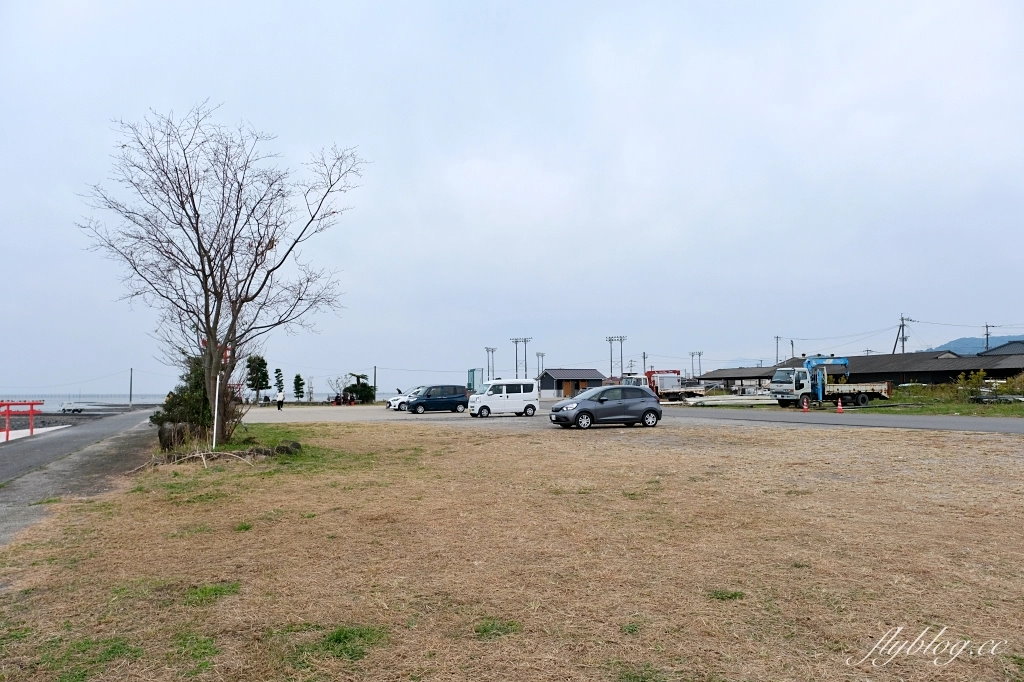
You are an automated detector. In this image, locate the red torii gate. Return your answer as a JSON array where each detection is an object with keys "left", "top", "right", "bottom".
[{"left": 1, "top": 401, "right": 45, "bottom": 442}]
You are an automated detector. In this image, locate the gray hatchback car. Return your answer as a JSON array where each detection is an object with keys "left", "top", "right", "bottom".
[{"left": 549, "top": 385, "right": 662, "bottom": 429}]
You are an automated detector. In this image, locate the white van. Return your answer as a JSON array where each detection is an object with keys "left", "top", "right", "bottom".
[{"left": 469, "top": 380, "right": 539, "bottom": 417}]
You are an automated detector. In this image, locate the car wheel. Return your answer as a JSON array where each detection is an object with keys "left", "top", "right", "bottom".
[
  {"left": 524, "top": 405, "right": 536, "bottom": 417},
  {"left": 642, "top": 410, "right": 659, "bottom": 427},
  {"left": 455, "top": 404, "right": 466, "bottom": 413},
  {"left": 479, "top": 406, "right": 490, "bottom": 418},
  {"left": 575, "top": 412, "right": 593, "bottom": 430},
  {"left": 413, "top": 404, "right": 425, "bottom": 414},
  {"left": 398, "top": 403, "right": 407, "bottom": 411},
  {"left": 855, "top": 393, "right": 870, "bottom": 407}
]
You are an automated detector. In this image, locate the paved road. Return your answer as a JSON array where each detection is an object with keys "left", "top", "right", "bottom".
[
  {"left": 0, "top": 410, "right": 155, "bottom": 483},
  {"left": 242, "top": 404, "right": 1024, "bottom": 434},
  {"left": 0, "top": 410, "right": 156, "bottom": 546}
]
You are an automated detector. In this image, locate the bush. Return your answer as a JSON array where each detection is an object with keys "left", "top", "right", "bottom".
[
  {"left": 955, "top": 370, "right": 987, "bottom": 401},
  {"left": 345, "top": 382, "right": 376, "bottom": 404},
  {"left": 151, "top": 357, "right": 212, "bottom": 429}
]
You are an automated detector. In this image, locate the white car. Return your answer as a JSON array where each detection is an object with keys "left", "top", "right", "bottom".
[
  {"left": 386, "top": 386, "right": 424, "bottom": 411},
  {"left": 469, "top": 380, "right": 540, "bottom": 417}
]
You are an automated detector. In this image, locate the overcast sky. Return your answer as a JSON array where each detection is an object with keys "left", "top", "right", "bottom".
[{"left": 3, "top": 0, "right": 1023, "bottom": 397}]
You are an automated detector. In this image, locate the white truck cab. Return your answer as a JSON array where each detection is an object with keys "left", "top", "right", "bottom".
[{"left": 469, "top": 379, "right": 539, "bottom": 417}]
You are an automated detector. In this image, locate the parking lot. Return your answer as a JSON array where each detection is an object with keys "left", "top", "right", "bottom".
[{"left": 242, "top": 402, "right": 1024, "bottom": 433}]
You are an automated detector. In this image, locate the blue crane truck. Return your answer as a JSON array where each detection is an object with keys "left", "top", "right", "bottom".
[{"left": 769, "top": 355, "right": 893, "bottom": 409}]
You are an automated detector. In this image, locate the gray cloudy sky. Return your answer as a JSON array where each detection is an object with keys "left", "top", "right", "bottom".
[{"left": 3, "top": 1, "right": 1023, "bottom": 397}]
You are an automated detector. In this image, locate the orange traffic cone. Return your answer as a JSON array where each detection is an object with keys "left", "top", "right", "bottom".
[
  {"left": 836, "top": 398, "right": 844, "bottom": 414},
  {"left": 802, "top": 400, "right": 809, "bottom": 413}
]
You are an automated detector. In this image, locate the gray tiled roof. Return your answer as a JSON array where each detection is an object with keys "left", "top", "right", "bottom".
[
  {"left": 543, "top": 368, "right": 607, "bottom": 380},
  {"left": 700, "top": 351, "right": 1024, "bottom": 380},
  {"left": 980, "top": 341, "right": 1024, "bottom": 356}
]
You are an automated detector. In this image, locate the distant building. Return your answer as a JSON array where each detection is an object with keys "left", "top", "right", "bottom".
[
  {"left": 700, "top": 350, "right": 1024, "bottom": 390},
  {"left": 980, "top": 340, "right": 1024, "bottom": 356},
  {"left": 538, "top": 369, "right": 606, "bottom": 399}
]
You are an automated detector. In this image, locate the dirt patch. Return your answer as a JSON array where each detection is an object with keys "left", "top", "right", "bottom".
[{"left": 1, "top": 422, "right": 1022, "bottom": 681}]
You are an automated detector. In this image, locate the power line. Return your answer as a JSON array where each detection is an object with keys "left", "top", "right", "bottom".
[{"left": 787, "top": 325, "right": 898, "bottom": 342}]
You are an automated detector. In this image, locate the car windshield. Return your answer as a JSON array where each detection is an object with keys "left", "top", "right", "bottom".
[
  {"left": 771, "top": 369, "right": 794, "bottom": 383},
  {"left": 572, "top": 386, "right": 604, "bottom": 401},
  {"left": 408, "top": 387, "right": 425, "bottom": 396}
]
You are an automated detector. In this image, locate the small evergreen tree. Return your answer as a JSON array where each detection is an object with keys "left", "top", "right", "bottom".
[
  {"left": 151, "top": 356, "right": 212, "bottom": 428},
  {"left": 274, "top": 368, "right": 285, "bottom": 393},
  {"left": 294, "top": 373, "right": 306, "bottom": 400},
  {"left": 246, "top": 355, "right": 271, "bottom": 403},
  {"left": 345, "top": 381, "right": 376, "bottom": 404}
]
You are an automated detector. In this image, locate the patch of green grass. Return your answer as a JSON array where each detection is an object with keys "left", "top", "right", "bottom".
[
  {"left": 0, "top": 620, "right": 31, "bottom": 653},
  {"left": 183, "top": 581, "right": 240, "bottom": 606},
  {"left": 290, "top": 625, "right": 387, "bottom": 665},
  {"left": 612, "top": 662, "right": 668, "bottom": 682},
  {"left": 622, "top": 491, "right": 646, "bottom": 500},
  {"left": 174, "top": 630, "right": 219, "bottom": 677},
  {"left": 0, "top": 480, "right": 9, "bottom": 489},
  {"left": 300, "top": 512, "right": 317, "bottom": 519},
  {"left": 234, "top": 521, "right": 253, "bottom": 532},
  {"left": 241, "top": 423, "right": 378, "bottom": 477},
  {"left": 707, "top": 589, "right": 745, "bottom": 601},
  {"left": 620, "top": 621, "right": 642, "bottom": 635},
  {"left": 39, "top": 635, "right": 143, "bottom": 682},
  {"left": 1006, "top": 654, "right": 1024, "bottom": 679},
  {"left": 473, "top": 617, "right": 522, "bottom": 640},
  {"left": 30, "top": 496, "right": 62, "bottom": 506}
]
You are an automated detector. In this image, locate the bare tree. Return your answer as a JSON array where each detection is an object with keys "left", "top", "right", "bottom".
[{"left": 82, "top": 102, "right": 364, "bottom": 442}]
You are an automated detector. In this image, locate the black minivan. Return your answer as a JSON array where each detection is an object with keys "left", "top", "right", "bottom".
[{"left": 406, "top": 385, "right": 469, "bottom": 414}]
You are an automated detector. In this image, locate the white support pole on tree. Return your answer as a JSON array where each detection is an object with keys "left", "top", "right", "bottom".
[{"left": 212, "top": 371, "right": 222, "bottom": 450}]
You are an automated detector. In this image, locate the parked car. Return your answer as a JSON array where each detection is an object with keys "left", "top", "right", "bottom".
[
  {"left": 469, "top": 379, "right": 539, "bottom": 417},
  {"left": 406, "top": 385, "right": 469, "bottom": 414},
  {"left": 549, "top": 385, "right": 662, "bottom": 429},
  {"left": 387, "top": 386, "right": 424, "bottom": 411}
]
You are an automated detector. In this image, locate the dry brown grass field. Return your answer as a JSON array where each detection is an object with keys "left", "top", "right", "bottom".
[{"left": 1, "top": 421, "right": 1022, "bottom": 681}]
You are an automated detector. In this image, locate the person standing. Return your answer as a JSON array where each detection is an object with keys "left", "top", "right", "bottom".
[{"left": 276, "top": 390, "right": 285, "bottom": 411}]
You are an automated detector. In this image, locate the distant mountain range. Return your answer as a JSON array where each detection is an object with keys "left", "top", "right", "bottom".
[{"left": 928, "top": 335, "right": 1024, "bottom": 355}]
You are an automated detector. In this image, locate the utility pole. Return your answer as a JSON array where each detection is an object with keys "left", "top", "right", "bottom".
[
  {"left": 790, "top": 339, "right": 795, "bottom": 359},
  {"left": 689, "top": 351, "right": 696, "bottom": 378},
  {"left": 697, "top": 351, "right": 703, "bottom": 377},
  {"left": 774, "top": 336, "right": 781, "bottom": 365},
  {"left": 129, "top": 367, "right": 133, "bottom": 409},
  {"left": 485, "top": 347, "right": 496, "bottom": 380},
  {"left": 641, "top": 351, "right": 647, "bottom": 375},
  {"left": 605, "top": 336, "right": 626, "bottom": 379},
  {"left": 892, "top": 314, "right": 912, "bottom": 354},
  {"left": 862, "top": 349, "right": 875, "bottom": 356},
  {"left": 510, "top": 338, "right": 531, "bottom": 379},
  {"left": 984, "top": 323, "right": 992, "bottom": 351},
  {"left": 536, "top": 352, "right": 545, "bottom": 379}
]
